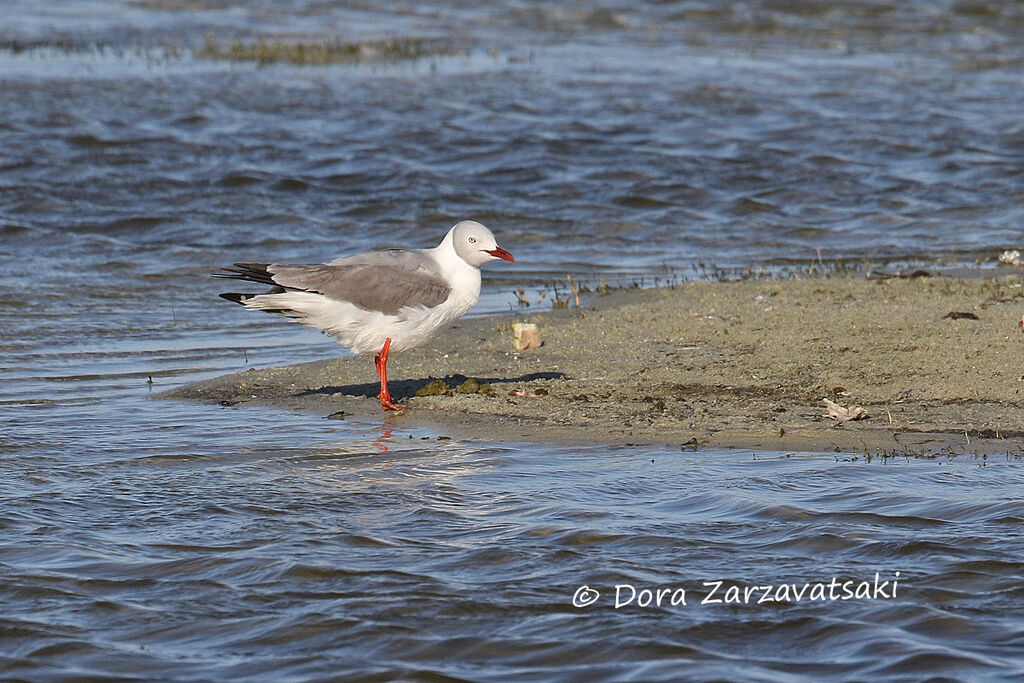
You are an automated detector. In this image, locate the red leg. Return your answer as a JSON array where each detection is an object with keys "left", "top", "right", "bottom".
[{"left": 374, "top": 337, "right": 405, "bottom": 411}]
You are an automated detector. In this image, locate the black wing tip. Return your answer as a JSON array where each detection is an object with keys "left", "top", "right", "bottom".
[
  {"left": 219, "top": 292, "right": 251, "bottom": 305},
  {"left": 211, "top": 262, "right": 275, "bottom": 285}
]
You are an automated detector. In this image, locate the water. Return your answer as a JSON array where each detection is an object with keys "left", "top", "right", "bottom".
[
  {"left": 5, "top": 436, "right": 1024, "bottom": 680},
  {"left": 2, "top": 1, "right": 1024, "bottom": 679}
]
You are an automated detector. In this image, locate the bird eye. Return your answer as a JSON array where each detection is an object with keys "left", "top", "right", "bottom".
[{"left": 468, "top": 236, "right": 477, "bottom": 243}]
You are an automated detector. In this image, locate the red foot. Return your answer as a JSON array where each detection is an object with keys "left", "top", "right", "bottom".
[
  {"left": 374, "top": 337, "right": 406, "bottom": 411},
  {"left": 378, "top": 395, "right": 406, "bottom": 411}
]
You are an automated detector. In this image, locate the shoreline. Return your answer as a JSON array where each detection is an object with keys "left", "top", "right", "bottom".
[{"left": 161, "top": 274, "right": 1024, "bottom": 456}]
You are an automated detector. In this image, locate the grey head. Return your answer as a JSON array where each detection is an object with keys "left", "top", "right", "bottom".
[{"left": 448, "top": 220, "right": 515, "bottom": 268}]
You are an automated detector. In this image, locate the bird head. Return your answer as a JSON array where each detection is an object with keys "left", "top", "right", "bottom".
[{"left": 450, "top": 220, "right": 515, "bottom": 268}]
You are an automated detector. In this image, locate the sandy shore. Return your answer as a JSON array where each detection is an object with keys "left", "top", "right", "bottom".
[{"left": 162, "top": 275, "right": 1024, "bottom": 455}]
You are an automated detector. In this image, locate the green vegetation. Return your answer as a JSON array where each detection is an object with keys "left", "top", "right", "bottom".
[{"left": 195, "top": 35, "right": 465, "bottom": 66}]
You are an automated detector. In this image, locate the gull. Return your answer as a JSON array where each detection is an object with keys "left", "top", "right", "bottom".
[{"left": 215, "top": 220, "right": 514, "bottom": 411}]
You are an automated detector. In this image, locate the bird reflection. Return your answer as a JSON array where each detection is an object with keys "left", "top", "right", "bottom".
[{"left": 373, "top": 427, "right": 394, "bottom": 452}]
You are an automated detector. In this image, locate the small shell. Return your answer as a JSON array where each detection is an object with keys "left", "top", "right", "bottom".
[
  {"left": 822, "top": 398, "right": 868, "bottom": 424},
  {"left": 512, "top": 322, "right": 543, "bottom": 351}
]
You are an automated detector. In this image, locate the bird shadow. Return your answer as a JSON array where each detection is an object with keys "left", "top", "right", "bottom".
[{"left": 297, "top": 371, "right": 568, "bottom": 400}]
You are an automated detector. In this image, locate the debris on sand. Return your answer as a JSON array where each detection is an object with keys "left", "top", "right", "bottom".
[
  {"left": 822, "top": 398, "right": 868, "bottom": 424},
  {"left": 1019, "top": 314, "right": 1024, "bottom": 332},
  {"left": 866, "top": 269, "right": 931, "bottom": 280},
  {"left": 512, "top": 322, "right": 543, "bottom": 351},
  {"left": 416, "top": 379, "right": 450, "bottom": 397},
  {"left": 455, "top": 378, "right": 480, "bottom": 394},
  {"left": 416, "top": 377, "right": 494, "bottom": 397},
  {"left": 456, "top": 378, "right": 494, "bottom": 395},
  {"left": 943, "top": 311, "right": 979, "bottom": 320}
]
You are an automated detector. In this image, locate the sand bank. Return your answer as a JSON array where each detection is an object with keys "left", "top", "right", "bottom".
[{"left": 162, "top": 275, "right": 1024, "bottom": 455}]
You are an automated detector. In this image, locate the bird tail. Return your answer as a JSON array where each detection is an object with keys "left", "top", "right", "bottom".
[
  {"left": 215, "top": 263, "right": 302, "bottom": 316},
  {"left": 220, "top": 291, "right": 306, "bottom": 318}
]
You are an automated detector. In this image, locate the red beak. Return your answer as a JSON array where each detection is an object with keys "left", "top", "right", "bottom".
[{"left": 485, "top": 247, "right": 515, "bottom": 263}]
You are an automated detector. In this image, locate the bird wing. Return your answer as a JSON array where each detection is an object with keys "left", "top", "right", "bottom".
[{"left": 216, "top": 249, "right": 452, "bottom": 316}]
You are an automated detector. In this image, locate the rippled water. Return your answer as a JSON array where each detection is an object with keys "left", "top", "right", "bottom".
[
  {"left": 5, "top": 427, "right": 1024, "bottom": 679},
  {"left": 3, "top": 1, "right": 1024, "bottom": 679}
]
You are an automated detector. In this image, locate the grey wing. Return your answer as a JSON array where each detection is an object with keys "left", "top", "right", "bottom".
[{"left": 269, "top": 251, "right": 451, "bottom": 315}]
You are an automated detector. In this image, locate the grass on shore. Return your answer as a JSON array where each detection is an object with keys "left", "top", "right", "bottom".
[{"left": 194, "top": 36, "right": 466, "bottom": 66}]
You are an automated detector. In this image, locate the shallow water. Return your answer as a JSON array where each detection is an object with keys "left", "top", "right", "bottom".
[
  {"left": 5, "top": 418, "right": 1024, "bottom": 679},
  {"left": 2, "top": 1, "right": 1024, "bottom": 679}
]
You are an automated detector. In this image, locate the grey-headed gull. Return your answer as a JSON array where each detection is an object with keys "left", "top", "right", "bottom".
[{"left": 215, "top": 220, "right": 514, "bottom": 411}]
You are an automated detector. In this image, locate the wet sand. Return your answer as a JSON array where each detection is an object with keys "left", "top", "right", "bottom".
[{"left": 162, "top": 275, "right": 1024, "bottom": 455}]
